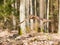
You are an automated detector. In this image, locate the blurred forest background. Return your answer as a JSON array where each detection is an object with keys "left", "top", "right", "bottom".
[{"left": 0, "top": 0, "right": 60, "bottom": 35}]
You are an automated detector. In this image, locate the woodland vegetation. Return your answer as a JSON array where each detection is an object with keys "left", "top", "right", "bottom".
[{"left": 0, "top": 0, "right": 60, "bottom": 45}]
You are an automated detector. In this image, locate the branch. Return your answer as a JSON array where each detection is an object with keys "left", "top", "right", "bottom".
[{"left": 18, "top": 15, "right": 51, "bottom": 25}]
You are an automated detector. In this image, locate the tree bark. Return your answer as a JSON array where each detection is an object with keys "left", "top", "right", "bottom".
[
  {"left": 34, "top": 0, "right": 38, "bottom": 32},
  {"left": 50, "top": 0, "right": 54, "bottom": 33},
  {"left": 58, "top": 0, "right": 60, "bottom": 33},
  {"left": 19, "top": 0, "right": 26, "bottom": 34},
  {"left": 47, "top": 0, "right": 49, "bottom": 32},
  {"left": 29, "top": 0, "right": 34, "bottom": 30},
  {"left": 39, "top": 0, "right": 44, "bottom": 32},
  {"left": 25, "top": 0, "right": 30, "bottom": 33},
  {"left": 11, "top": 0, "right": 16, "bottom": 30}
]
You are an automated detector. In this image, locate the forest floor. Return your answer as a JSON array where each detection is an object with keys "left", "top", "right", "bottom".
[{"left": 0, "top": 30, "right": 60, "bottom": 45}]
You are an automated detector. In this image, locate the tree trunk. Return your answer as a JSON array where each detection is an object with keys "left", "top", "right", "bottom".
[
  {"left": 4, "top": 0, "right": 6, "bottom": 22},
  {"left": 29, "top": 0, "right": 34, "bottom": 31},
  {"left": 39, "top": 0, "right": 44, "bottom": 32},
  {"left": 25, "top": 0, "right": 30, "bottom": 33},
  {"left": 11, "top": 0, "right": 16, "bottom": 30},
  {"left": 47, "top": 0, "right": 49, "bottom": 32},
  {"left": 19, "top": 0, "right": 26, "bottom": 34},
  {"left": 58, "top": 0, "right": 60, "bottom": 33},
  {"left": 4, "top": 0, "right": 7, "bottom": 29},
  {"left": 34, "top": 0, "right": 38, "bottom": 32},
  {"left": 50, "top": 0, "right": 54, "bottom": 33}
]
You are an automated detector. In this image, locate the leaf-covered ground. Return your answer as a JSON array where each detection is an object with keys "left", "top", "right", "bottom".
[{"left": 0, "top": 30, "right": 60, "bottom": 45}]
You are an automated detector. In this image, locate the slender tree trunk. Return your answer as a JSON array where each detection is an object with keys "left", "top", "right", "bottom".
[
  {"left": 39, "top": 0, "right": 44, "bottom": 18},
  {"left": 25, "top": 0, "right": 30, "bottom": 33},
  {"left": 16, "top": 0, "right": 20, "bottom": 34},
  {"left": 34, "top": 0, "right": 38, "bottom": 32},
  {"left": 47, "top": 0, "right": 49, "bottom": 32},
  {"left": 39, "top": 0, "right": 44, "bottom": 32},
  {"left": 4, "top": 0, "right": 7, "bottom": 29},
  {"left": 58, "top": 0, "right": 60, "bottom": 33},
  {"left": 29, "top": 0, "right": 34, "bottom": 31},
  {"left": 4, "top": 0, "right": 7, "bottom": 22},
  {"left": 50, "top": 0, "right": 54, "bottom": 33},
  {"left": 11, "top": 0, "right": 16, "bottom": 30},
  {"left": 19, "top": 0, "right": 26, "bottom": 34},
  {"left": 43, "top": 0, "right": 47, "bottom": 32}
]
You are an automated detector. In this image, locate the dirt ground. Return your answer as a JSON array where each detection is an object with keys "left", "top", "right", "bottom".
[{"left": 0, "top": 30, "right": 60, "bottom": 45}]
